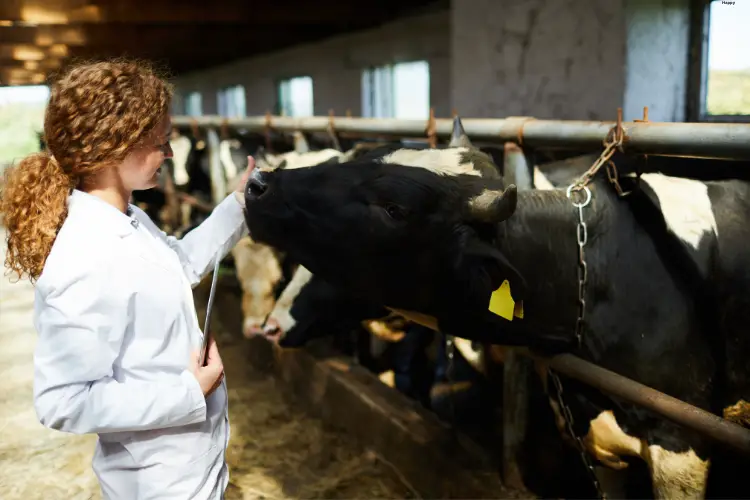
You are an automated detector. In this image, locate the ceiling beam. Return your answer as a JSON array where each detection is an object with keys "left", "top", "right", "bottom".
[
  {"left": 0, "top": 25, "right": 86, "bottom": 45},
  {"left": 0, "top": 24, "right": 316, "bottom": 49},
  {"left": 0, "top": 0, "right": 445, "bottom": 85},
  {"left": 0, "top": 22, "right": 371, "bottom": 64},
  {"left": 0, "top": 56, "right": 62, "bottom": 70},
  {"left": 0, "top": 0, "right": 97, "bottom": 24},
  {"left": 0, "top": 43, "right": 68, "bottom": 61},
  {"left": 0, "top": 23, "right": 328, "bottom": 67},
  {"left": 0, "top": 0, "right": 385, "bottom": 25},
  {"left": 0, "top": 65, "right": 47, "bottom": 85}
]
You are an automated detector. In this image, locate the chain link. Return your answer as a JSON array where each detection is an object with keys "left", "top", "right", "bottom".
[
  {"left": 549, "top": 125, "right": 631, "bottom": 499},
  {"left": 555, "top": 183, "right": 606, "bottom": 499},
  {"left": 537, "top": 121, "right": 633, "bottom": 499},
  {"left": 548, "top": 370, "right": 604, "bottom": 498},
  {"left": 567, "top": 184, "right": 591, "bottom": 348}
]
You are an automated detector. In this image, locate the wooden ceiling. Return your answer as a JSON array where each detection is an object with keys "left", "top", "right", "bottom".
[{"left": 0, "top": 0, "right": 445, "bottom": 86}]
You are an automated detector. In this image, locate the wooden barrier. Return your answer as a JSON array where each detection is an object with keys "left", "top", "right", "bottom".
[
  {"left": 192, "top": 273, "right": 529, "bottom": 499},
  {"left": 245, "top": 335, "right": 529, "bottom": 499}
]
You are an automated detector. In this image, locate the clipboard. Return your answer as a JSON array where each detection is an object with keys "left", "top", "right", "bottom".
[{"left": 198, "top": 251, "right": 222, "bottom": 367}]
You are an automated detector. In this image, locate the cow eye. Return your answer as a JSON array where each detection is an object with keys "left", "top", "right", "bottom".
[{"left": 383, "top": 203, "right": 408, "bottom": 220}]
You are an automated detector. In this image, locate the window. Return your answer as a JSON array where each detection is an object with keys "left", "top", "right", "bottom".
[
  {"left": 185, "top": 91, "right": 202, "bottom": 117},
  {"left": 277, "top": 76, "right": 314, "bottom": 117},
  {"left": 690, "top": 0, "right": 750, "bottom": 121},
  {"left": 362, "top": 61, "right": 430, "bottom": 119},
  {"left": 0, "top": 84, "right": 49, "bottom": 165},
  {"left": 217, "top": 85, "right": 246, "bottom": 117}
]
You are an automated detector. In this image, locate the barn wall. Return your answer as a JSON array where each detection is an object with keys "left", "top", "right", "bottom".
[
  {"left": 172, "top": 10, "right": 451, "bottom": 118},
  {"left": 172, "top": 0, "right": 693, "bottom": 124},
  {"left": 450, "top": 0, "right": 628, "bottom": 121}
]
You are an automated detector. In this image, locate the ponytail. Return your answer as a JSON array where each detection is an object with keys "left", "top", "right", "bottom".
[{"left": 0, "top": 152, "right": 73, "bottom": 283}]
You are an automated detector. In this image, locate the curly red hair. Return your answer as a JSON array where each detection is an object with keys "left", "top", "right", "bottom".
[{"left": 0, "top": 58, "right": 173, "bottom": 283}]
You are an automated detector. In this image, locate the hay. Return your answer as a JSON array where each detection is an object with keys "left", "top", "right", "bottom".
[
  {"left": 0, "top": 231, "right": 100, "bottom": 499},
  {"left": 221, "top": 338, "right": 417, "bottom": 500},
  {"left": 0, "top": 226, "right": 414, "bottom": 500}
]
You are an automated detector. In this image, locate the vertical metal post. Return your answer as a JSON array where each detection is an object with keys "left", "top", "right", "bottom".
[
  {"left": 502, "top": 349, "right": 531, "bottom": 490},
  {"left": 525, "top": 147, "right": 537, "bottom": 189},
  {"left": 502, "top": 140, "right": 535, "bottom": 491},
  {"left": 206, "top": 127, "right": 227, "bottom": 204}
]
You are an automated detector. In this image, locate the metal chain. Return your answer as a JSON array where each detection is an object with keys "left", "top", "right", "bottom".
[
  {"left": 548, "top": 182, "right": 606, "bottom": 499},
  {"left": 441, "top": 123, "right": 625, "bottom": 497},
  {"left": 548, "top": 370, "right": 604, "bottom": 498},
  {"left": 540, "top": 175, "right": 607, "bottom": 498},
  {"left": 567, "top": 184, "right": 592, "bottom": 348},
  {"left": 539, "top": 121, "right": 632, "bottom": 499}
]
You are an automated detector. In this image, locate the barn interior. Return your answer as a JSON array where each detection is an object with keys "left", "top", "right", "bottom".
[{"left": 1, "top": 0, "right": 749, "bottom": 499}]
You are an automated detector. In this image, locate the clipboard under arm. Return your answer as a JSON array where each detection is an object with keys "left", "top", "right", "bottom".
[{"left": 199, "top": 249, "right": 223, "bottom": 366}]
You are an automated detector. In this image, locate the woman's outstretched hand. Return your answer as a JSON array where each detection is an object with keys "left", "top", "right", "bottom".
[
  {"left": 233, "top": 155, "right": 256, "bottom": 194},
  {"left": 232, "top": 156, "right": 256, "bottom": 207}
]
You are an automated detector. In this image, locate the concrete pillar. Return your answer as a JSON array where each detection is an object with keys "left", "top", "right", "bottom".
[{"left": 450, "top": 0, "right": 692, "bottom": 122}]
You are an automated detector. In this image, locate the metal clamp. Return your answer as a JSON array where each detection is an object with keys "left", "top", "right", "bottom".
[
  {"left": 328, "top": 109, "right": 342, "bottom": 151},
  {"left": 425, "top": 108, "right": 437, "bottom": 147}
]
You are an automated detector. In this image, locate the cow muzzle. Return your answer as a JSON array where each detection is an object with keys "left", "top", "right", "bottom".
[
  {"left": 246, "top": 169, "right": 270, "bottom": 201},
  {"left": 261, "top": 317, "right": 283, "bottom": 345}
]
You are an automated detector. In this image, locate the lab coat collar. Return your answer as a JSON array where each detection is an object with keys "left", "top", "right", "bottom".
[{"left": 68, "top": 189, "right": 138, "bottom": 238}]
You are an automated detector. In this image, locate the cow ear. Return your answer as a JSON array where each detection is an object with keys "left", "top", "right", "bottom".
[{"left": 461, "top": 236, "right": 527, "bottom": 303}]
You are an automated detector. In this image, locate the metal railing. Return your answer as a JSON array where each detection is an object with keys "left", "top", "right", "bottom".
[
  {"left": 171, "top": 112, "right": 750, "bottom": 161},
  {"left": 169, "top": 111, "right": 750, "bottom": 483}
]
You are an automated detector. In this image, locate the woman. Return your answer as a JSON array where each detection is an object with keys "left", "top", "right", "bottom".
[{"left": 0, "top": 59, "right": 252, "bottom": 499}]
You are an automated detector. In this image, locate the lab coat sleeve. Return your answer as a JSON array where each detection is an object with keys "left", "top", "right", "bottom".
[
  {"left": 163, "top": 191, "right": 248, "bottom": 287},
  {"left": 33, "top": 257, "right": 207, "bottom": 435}
]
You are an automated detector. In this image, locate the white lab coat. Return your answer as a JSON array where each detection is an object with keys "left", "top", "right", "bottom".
[{"left": 32, "top": 189, "right": 248, "bottom": 499}]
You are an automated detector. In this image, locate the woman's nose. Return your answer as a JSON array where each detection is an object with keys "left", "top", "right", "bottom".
[{"left": 162, "top": 143, "right": 173, "bottom": 158}]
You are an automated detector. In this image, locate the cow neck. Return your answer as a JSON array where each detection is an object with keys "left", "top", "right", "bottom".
[{"left": 495, "top": 186, "right": 607, "bottom": 330}]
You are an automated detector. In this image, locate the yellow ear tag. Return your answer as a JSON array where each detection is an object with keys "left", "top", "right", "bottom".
[{"left": 488, "top": 280, "right": 524, "bottom": 321}]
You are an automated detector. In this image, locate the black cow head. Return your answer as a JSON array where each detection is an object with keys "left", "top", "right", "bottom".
[{"left": 242, "top": 129, "right": 525, "bottom": 326}]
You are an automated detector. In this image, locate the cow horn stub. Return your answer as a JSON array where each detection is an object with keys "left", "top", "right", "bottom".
[
  {"left": 449, "top": 115, "right": 473, "bottom": 148},
  {"left": 467, "top": 184, "right": 518, "bottom": 223},
  {"left": 293, "top": 131, "right": 310, "bottom": 154}
]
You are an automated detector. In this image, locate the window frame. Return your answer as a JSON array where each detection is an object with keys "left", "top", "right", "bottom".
[
  {"left": 184, "top": 91, "right": 202, "bottom": 117},
  {"left": 217, "top": 84, "right": 246, "bottom": 118},
  {"left": 361, "top": 60, "right": 430, "bottom": 120},
  {"left": 686, "top": 0, "right": 750, "bottom": 122},
  {"left": 276, "top": 75, "right": 314, "bottom": 117}
]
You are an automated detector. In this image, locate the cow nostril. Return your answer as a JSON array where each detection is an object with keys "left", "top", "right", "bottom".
[
  {"left": 246, "top": 176, "right": 268, "bottom": 199},
  {"left": 243, "top": 322, "right": 265, "bottom": 339},
  {"left": 264, "top": 324, "right": 281, "bottom": 336}
]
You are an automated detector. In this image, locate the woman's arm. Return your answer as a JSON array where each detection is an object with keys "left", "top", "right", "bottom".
[
  {"left": 158, "top": 192, "right": 248, "bottom": 287},
  {"left": 138, "top": 159, "right": 253, "bottom": 287},
  {"left": 33, "top": 256, "right": 207, "bottom": 435}
]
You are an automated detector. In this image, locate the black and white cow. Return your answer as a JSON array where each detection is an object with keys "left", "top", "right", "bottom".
[
  {"left": 248, "top": 121, "right": 588, "bottom": 390},
  {"left": 241, "top": 125, "right": 750, "bottom": 498},
  {"left": 249, "top": 121, "right": 521, "bottom": 387}
]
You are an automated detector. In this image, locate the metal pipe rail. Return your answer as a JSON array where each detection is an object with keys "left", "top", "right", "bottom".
[
  {"left": 535, "top": 352, "right": 750, "bottom": 455},
  {"left": 171, "top": 114, "right": 750, "bottom": 161}
]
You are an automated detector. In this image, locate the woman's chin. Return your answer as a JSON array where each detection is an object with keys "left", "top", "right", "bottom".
[
  {"left": 136, "top": 178, "right": 160, "bottom": 191},
  {"left": 144, "top": 167, "right": 162, "bottom": 187}
]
